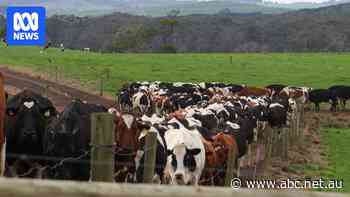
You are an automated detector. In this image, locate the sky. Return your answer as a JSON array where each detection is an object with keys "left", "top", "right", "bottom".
[{"left": 262, "top": 0, "right": 337, "bottom": 3}]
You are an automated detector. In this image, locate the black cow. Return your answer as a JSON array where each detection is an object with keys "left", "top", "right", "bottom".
[
  {"left": 192, "top": 112, "right": 219, "bottom": 132},
  {"left": 119, "top": 89, "right": 132, "bottom": 111},
  {"left": 221, "top": 121, "right": 247, "bottom": 158},
  {"left": 329, "top": 86, "right": 350, "bottom": 111},
  {"left": 5, "top": 90, "right": 57, "bottom": 177},
  {"left": 267, "top": 102, "right": 287, "bottom": 128},
  {"left": 43, "top": 100, "right": 106, "bottom": 180},
  {"left": 309, "top": 89, "right": 334, "bottom": 112}
]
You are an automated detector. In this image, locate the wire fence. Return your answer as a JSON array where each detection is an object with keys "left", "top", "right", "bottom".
[
  {"left": 32, "top": 55, "right": 116, "bottom": 97},
  {"left": 4, "top": 104, "right": 304, "bottom": 186}
]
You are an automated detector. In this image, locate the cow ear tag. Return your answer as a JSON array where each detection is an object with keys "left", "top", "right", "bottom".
[
  {"left": 8, "top": 110, "right": 15, "bottom": 116},
  {"left": 23, "top": 101, "right": 35, "bottom": 109},
  {"left": 44, "top": 110, "right": 50, "bottom": 117}
]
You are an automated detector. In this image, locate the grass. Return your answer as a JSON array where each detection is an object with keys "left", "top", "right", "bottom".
[
  {"left": 1, "top": 44, "right": 350, "bottom": 193},
  {"left": 318, "top": 128, "right": 350, "bottom": 193},
  {"left": 1, "top": 44, "right": 350, "bottom": 94},
  {"left": 286, "top": 128, "right": 349, "bottom": 193}
]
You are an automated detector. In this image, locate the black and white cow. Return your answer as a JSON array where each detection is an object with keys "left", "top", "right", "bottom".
[{"left": 164, "top": 127, "right": 205, "bottom": 185}]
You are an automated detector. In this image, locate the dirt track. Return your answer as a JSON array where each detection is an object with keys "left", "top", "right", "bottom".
[{"left": 0, "top": 66, "right": 115, "bottom": 111}]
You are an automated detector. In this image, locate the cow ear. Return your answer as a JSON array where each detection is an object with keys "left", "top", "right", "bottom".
[{"left": 187, "top": 148, "right": 201, "bottom": 156}]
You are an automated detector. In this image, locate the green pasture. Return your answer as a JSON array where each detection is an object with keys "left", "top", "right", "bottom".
[{"left": 0, "top": 44, "right": 350, "bottom": 94}]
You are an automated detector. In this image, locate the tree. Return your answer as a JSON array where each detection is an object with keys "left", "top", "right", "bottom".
[{"left": 159, "top": 10, "right": 180, "bottom": 53}]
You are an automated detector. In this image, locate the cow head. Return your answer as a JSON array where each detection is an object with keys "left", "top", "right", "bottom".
[
  {"left": 111, "top": 109, "right": 142, "bottom": 152},
  {"left": 212, "top": 132, "right": 237, "bottom": 165},
  {"left": 6, "top": 90, "right": 56, "bottom": 157},
  {"left": 167, "top": 144, "right": 201, "bottom": 185},
  {"left": 44, "top": 100, "right": 106, "bottom": 180}
]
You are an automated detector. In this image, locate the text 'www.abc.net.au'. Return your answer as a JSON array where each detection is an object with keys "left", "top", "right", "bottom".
[{"left": 230, "top": 178, "right": 343, "bottom": 190}]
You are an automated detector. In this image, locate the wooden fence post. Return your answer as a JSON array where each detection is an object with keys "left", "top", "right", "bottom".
[
  {"left": 281, "top": 127, "right": 289, "bottom": 161},
  {"left": 271, "top": 128, "right": 279, "bottom": 157},
  {"left": 299, "top": 104, "right": 304, "bottom": 143},
  {"left": 99, "top": 78, "right": 104, "bottom": 96},
  {"left": 90, "top": 113, "right": 115, "bottom": 182},
  {"left": 265, "top": 127, "right": 273, "bottom": 166},
  {"left": 290, "top": 113, "right": 296, "bottom": 147},
  {"left": 55, "top": 65, "right": 58, "bottom": 82},
  {"left": 224, "top": 147, "right": 237, "bottom": 187},
  {"left": 42, "top": 85, "right": 49, "bottom": 98},
  {"left": 143, "top": 132, "right": 157, "bottom": 183},
  {"left": 296, "top": 105, "right": 301, "bottom": 141}
]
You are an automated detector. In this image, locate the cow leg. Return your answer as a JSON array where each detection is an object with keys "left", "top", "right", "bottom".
[
  {"left": 253, "top": 144, "right": 262, "bottom": 177},
  {"left": 32, "top": 163, "right": 44, "bottom": 179},
  {"left": 237, "top": 158, "right": 241, "bottom": 177},
  {"left": 7, "top": 166, "right": 18, "bottom": 177},
  {"left": 152, "top": 174, "right": 161, "bottom": 184},
  {"left": 247, "top": 144, "right": 252, "bottom": 167},
  {"left": 7, "top": 159, "right": 21, "bottom": 178}
]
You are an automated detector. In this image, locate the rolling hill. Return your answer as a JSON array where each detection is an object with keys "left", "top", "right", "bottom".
[
  {"left": 1, "top": 0, "right": 350, "bottom": 16},
  {"left": 35, "top": 2, "right": 350, "bottom": 53},
  {"left": 0, "top": 0, "right": 290, "bottom": 16}
]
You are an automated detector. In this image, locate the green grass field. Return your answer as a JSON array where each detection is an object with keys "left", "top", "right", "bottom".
[
  {"left": 318, "top": 128, "right": 350, "bottom": 193},
  {"left": 1, "top": 44, "right": 350, "bottom": 193},
  {"left": 1, "top": 44, "right": 350, "bottom": 94}
]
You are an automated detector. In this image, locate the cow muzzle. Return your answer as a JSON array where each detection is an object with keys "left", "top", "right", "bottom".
[
  {"left": 174, "top": 173, "right": 185, "bottom": 185},
  {"left": 22, "top": 130, "right": 38, "bottom": 140}
]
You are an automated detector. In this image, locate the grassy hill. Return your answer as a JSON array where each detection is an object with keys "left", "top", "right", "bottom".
[
  {"left": 35, "top": 3, "right": 350, "bottom": 53},
  {"left": 0, "top": 44, "right": 349, "bottom": 93}
]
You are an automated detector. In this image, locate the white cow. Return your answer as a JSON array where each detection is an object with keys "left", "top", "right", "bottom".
[{"left": 164, "top": 128, "right": 205, "bottom": 185}]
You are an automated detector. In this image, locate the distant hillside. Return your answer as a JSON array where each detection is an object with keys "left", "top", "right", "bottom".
[
  {"left": 38, "top": 3, "right": 350, "bottom": 53},
  {"left": 262, "top": 0, "right": 350, "bottom": 9},
  {"left": 0, "top": 0, "right": 290, "bottom": 16},
  {"left": 139, "top": 1, "right": 289, "bottom": 16},
  {"left": 0, "top": 6, "right": 5, "bottom": 16}
]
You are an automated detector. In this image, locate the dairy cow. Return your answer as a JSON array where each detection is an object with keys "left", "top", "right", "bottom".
[
  {"left": 5, "top": 90, "right": 57, "bottom": 177},
  {"left": 44, "top": 100, "right": 106, "bottom": 180},
  {"left": 164, "top": 128, "right": 205, "bottom": 185}
]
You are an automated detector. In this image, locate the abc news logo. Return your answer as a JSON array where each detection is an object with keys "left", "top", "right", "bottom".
[{"left": 6, "top": 7, "right": 46, "bottom": 46}]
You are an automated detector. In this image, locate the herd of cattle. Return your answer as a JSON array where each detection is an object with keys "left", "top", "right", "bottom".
[{"left": 2, "top": 81, "right": 350, "bottom": 186}]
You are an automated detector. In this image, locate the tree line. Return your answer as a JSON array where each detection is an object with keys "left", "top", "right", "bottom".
[{"left": 1, "top": 3, "right": 350, "bottom": 52}]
